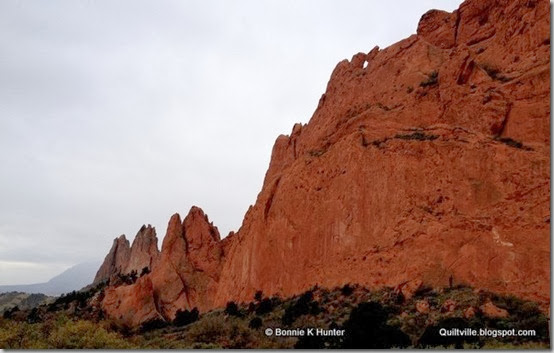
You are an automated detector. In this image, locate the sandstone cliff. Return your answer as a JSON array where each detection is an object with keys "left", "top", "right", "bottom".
[{"left": 98, "top": 0, "right": 550, "bottom": 326}]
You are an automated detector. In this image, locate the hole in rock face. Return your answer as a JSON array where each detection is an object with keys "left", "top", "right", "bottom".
[{"left": 363, "top": 60, "right": 368, "bottom": 69}]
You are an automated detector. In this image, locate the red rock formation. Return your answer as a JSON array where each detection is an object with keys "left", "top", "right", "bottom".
[
  {"left": 94, "top": 235, "right": 130, "bottom": 284},
  {"left": 126, "top": 225, "right": 160, "bottom": 275},
  {"left": 214, "top": 0, "right": 550, "bottom": 309},
  {"left": 94, "top": 226, "right": 160, "bottom": 284},
  {"left": 102, "top": 207, "right": 224, "bottom": 322},
  {"left": 99, "top": 0, "right": 550, "bottom": 326}
]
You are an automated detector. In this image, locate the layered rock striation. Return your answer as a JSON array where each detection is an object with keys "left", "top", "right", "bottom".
[{"left": 97, "top": 0, "right": 550, "bottom": 327}]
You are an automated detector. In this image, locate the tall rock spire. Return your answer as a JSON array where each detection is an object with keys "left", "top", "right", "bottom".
[
  {"left": 94, "top": 234, "right": 130, "bottom": 283},
  {"left": 126, "top": 224, "right": 160, "bottom": 275}
]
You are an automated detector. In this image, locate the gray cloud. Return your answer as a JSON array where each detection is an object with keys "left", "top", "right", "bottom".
[{"left": 0, "top": 0, "right": 462, "bottom": 284}]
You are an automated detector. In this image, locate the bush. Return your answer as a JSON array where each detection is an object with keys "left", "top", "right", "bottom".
[
  {"left": 185, "top": 316, "right": 260, "bottom": 349},
  {"left": 248, "top": 317, "right": 262, "bottom": 329},
  {"left": 282, "top": 290, "right": 318, "bottom": 325},
  {"left": 173, "top": 308, "right": 199, "bottom": 327},
  {"left": 3, "top": 306, "right": 19, "bottom": 319},
  {"left": 139, "top": 319, "right": 168, "bottom": 333},
  {"left": 49, "top": 319, "right": 132, "bottom": 348},
  {"left": 51, "top": 287, "right": 97, "bottom": 310},
  {"left": 341, "top": 284, "right": 354, "bottom": 296},
  {"left": 342, "top": 302, "right": 410, "bottom": 349},
  {"left": 255, "top": 298, "right": 273, "bottom": 316},
  {"left": 0, "top": 316, "right": 132, "bottom": 349},
  {"left": 254, "top": 291, "right": 263, "bottom": 302},
  {"left": 487, "top": 295, "right": 549, "bottom": 343},
  {"left": 27, "top": 308, "right": 42, "bottom": 324},
  {"left": 225, "top": 302, "right": 241, "bottom": 317}
]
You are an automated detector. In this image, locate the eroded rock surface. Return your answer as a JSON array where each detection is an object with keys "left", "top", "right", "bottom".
[
  {"left": 99, "top": 0, "right": 550, "bottom": 327},
  {"left": 214, "top": 0, "right": 550, "bottom": 309}
]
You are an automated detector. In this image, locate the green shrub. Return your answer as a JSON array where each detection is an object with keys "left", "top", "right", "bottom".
[
  {"left": 139, "top": 318, "right": 168, "bottom": 333},
  {"left": 342, "top": 302, "right": 410, "bottom": 348},
  {"left": 248, "top": 317, "right": 262, "bottom": 329},
  {"left": 49, "top": 319, "right": 132, "bottom": 349},
  {"left": 282, "top": 290, "right": 318, "bottom": 325},
  {"left": 224, "top": 302, "right": 241, "bottom": 317},
  {"left": 254, "top": 291, "right": 263, "bottom": 302},
  {"left": 173, "top": 308, "right": 199, "bottom": 327},
  {"left": 3, "top": 306, "right": 19, "bottom": 319},
  {"left": 255, "top": 298, "right": 273, "bottom": 316},
  {"left": 26, "top": 308, "right": 41, "bottom": 324},
  {"left": 341, "top": 284, "right": 354, "bottom": 296}
]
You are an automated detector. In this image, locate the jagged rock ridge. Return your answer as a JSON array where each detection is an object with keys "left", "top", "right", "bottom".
[
  {"left": 94, "top": 225, "right": 160, "bottom": 284},
  {"left": 97, "top": 0, "right": 550, "bottom": 327}
]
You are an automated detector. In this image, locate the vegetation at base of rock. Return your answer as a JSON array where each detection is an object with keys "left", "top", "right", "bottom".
[
  {"left": 342, "top": 302, "right": 410, "bottom": 348},
  {"left": 248, "top": 317, "right": 262, "bottom": 329},
  {"left": 281, "top": 290, "right": 320, "bottom": 325},
  {"left": 341, "top": 284, "right": 354, "bottom": 296},
  {"left": 0, "top": 285, "right": 548, "bottom": 349},
  {"left": 224, "top": 301, "right": 241, "bottom": 317},
  {"left": 173, "top": 308, "right": 199, "bottom": 327},
  {"left": 254, "top": 291, "right": 263, "bottom": 302}
]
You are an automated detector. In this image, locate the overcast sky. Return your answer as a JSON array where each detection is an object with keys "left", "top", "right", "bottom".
[{"left": 0, "top": 0, "right": 463, "bottom": 285}]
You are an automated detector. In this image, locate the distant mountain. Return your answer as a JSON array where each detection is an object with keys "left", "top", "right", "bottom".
[{"left": 0, "top": 261, "right": 101, "bottom": 296}]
